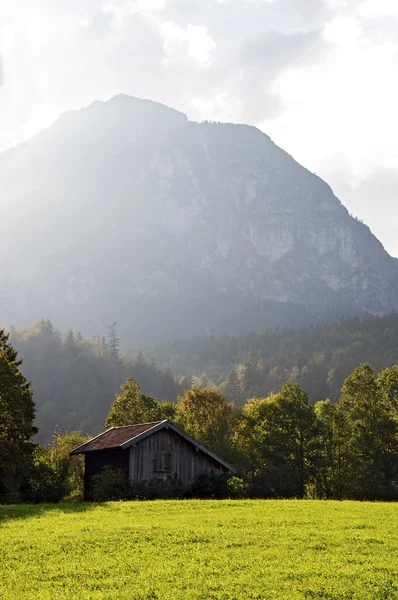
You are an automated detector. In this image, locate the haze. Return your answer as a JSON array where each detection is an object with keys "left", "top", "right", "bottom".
[{"left": 1, "top": 0, "right": 397, "bottom": 256}]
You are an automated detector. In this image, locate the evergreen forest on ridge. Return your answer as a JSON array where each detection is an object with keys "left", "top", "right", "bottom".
[{"left": 7, "top": 313, "right": 398, "bottom": 442}]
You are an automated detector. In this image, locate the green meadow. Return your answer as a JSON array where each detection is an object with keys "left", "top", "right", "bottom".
[{"left": 1, "top": 500, "right": 398, "bottom": 600}]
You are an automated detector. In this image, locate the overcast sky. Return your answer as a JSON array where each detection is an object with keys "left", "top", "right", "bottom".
[{"left": 1, "top": 0, "right": 397, "bottom": 256}]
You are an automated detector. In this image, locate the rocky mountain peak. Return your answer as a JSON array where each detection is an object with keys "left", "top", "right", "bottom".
[{"left": 1, "top": 95, "right": 397, "bottom": 344}]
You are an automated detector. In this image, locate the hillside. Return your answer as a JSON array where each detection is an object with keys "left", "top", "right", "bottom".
[
  {"left": 8, "top": 314, "right": 398, "bottom": 443},
  {"left": 9, "top": 321, "right": 182, "bottom": 442},
  {"left": 141, "top": 313, "right": 398, "bottom": 403},
  {"left": 1, "top": 95, "right": 398, "bottom": 344}
]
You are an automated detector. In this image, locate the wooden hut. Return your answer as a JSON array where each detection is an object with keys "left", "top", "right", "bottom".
[{"left": 70, "top": 419, "right": 234, "bottom": 499}]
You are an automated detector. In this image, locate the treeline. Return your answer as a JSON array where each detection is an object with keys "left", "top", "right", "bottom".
[
  {"left": 3, "top": 321, "right": 398, "bottom": 502},
  {"left": 9, "top": 321, "right": 183, "bottom": 442},
  {"left": 100, "top": 364, "right": 398, "bottom": 501},
  {"left": 141, "top": 313, "right": 398, "bottom": 405},
  {"left": 9, "top": 314, "right": 398, "bottom": 443}
]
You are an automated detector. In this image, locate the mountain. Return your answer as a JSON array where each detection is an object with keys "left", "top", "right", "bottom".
[{"left": 1, "top": 94, "right": 398, "bottom": 344}]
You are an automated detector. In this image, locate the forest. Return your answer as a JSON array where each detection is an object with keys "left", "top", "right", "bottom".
[
  {"left": 8, "top": 321, "right": 183, "bottom": 442},
  {"left": 5, "top": 313, "right": 398, "bottom": 443},
  {"left": 142, "top": 313, "right": 398, "bottom": 405},
  {"left": 2, "top": 323, "right": 398, "bottom": 503}
]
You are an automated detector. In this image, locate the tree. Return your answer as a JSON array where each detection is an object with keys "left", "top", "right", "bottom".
[
  {"left": 176, "top": 387, "right": 234, "bottom": 457},
  {"left": 108, "top": 322, "right": 120, "bottom": 361},
  {"left": 108, "top": 322, "right": 121, "bottom": 397},
  {"left": 266, "top": 383, "right": 317, "bottom": 497},
  {"left": 232, "top": 396, "right": 276, "bottom": 471},
  {"left": 0, "top": 329, "right": 37, "bottom": 497},
  {"left": 313, "top": 399, "right": 349, "bottom": 499},
  {"left": 65, "top": 330, "right": 75, "bottom": 347},
  {"left": 234, "top": 384, "right": 317, "bottom": 498},
  {"left": 243, "top": 353, "right": 259, "bottom": 398},
  {"left": 50, "top": 430, "right": 88, "bottom": 500},
  {"left": 105, "top": 376, "right": 162, "bottom": 428},
  {"left": 158, "top": 400, "right": 177, "bottom": 421},
  {"left": 311, "top": 367, "right": 395, "bottom": 501},
  {"left": 28, "top": 429, "right": 88, "bottom": 502},
  {"left": 225, "top": 367, "right": 243, "bottom": 404},
  {"left": 377, "top": 365, "right": 398, "bottom": 417},
  {"left": 337, "top": 363, "right": 398, "bottom": 499}
]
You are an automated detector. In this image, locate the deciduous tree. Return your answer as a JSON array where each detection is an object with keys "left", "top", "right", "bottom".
[
  {"left": 105, "top": 376, "right": 162, "bottom": 428},
  {"left": 338, "top": 363, "right": 398, "bottom": 499},
  {"left": 233, "top": 384, "right": 317, "bottom": 497},
  {"left": 176, "top": 387, "right": 234, "bottom": 457}
]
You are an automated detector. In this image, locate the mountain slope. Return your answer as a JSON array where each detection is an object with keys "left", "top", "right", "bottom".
[{"left": 1, "top": 94, "right": 397, "bottom": 343}]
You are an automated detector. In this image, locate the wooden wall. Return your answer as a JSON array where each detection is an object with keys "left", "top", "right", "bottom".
[{"left": 129, "top": 428, "right": 228, "bottom": 486}]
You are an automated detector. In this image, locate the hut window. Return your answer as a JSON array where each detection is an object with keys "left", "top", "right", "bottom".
[
  {"left": 153, "top": 451, "right": 163, "bottom": 472},
  {"left": 164, "top": 452, "right": 172, "bottom": 472},
  {"left": 153, "top": 451, "right": 172, "bottom": 472}
]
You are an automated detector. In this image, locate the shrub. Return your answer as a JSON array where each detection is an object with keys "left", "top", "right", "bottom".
[
  {"left": 187, "top": 471, "right": 235, "bottom": 499},
  {"left": 227, "top": 476, "right": 245, "bottom": 499},
  {"left": 90, "top": 468, "right": 244, "bottom": 502},
  {"left": 21, "top": 431, "right": 88, "bottom": 503},
  {"left": 22, "top": 446, "right": 69, "bottom": 503},
  {"left": 130, "top": 475, "right": 184, "bottom": 500},
  {"left": 248, "top": 465, "right": 300, "bottom": 499},
  {"left": 91, "top": 466, "right": 130, "bottom": 502}
]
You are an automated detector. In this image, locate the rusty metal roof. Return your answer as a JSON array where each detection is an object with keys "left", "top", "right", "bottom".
[{"left": 70, "top": 421, "right": 163, "bottom": 454}]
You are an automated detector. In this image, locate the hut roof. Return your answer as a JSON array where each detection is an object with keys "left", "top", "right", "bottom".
[{"left": 70, "top": 421, "right": 163, "bottom": 454}]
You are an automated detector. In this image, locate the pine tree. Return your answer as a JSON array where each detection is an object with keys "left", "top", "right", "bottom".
[
  {"left": 243, "top": 353, "right": 259, "bottom": 398},
  {"left": 108, "top": 322, "right": 120, "bottom": 361},
  {"left": 0, "top": 329, "right": 37, "bottom": 497},
  {"left": 225, "top": 367, "right": 242, "bottom": 404},
  {"left": 65, "top": 330, "right": 75, "bottom": 345},
  {"left": 65, "top": 330, "right": 76, "bottom": 354},
  {"left": 108, "top": 322, "right": 121, "bottom": 396}
]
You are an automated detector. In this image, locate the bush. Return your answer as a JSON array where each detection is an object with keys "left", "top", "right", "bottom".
[
  {"left": 20, "top": 431, "right": 88, "bottom": 503},
  {"left": 89, "top": 469, "right": 244, "bottom": 502},
  {"left": 248, "top": 465, "right": 300, "bottom": 499},
  {"left": 22, "top": 462, "right": 61, "bottom": 503},
  {"left": 187, "top": 471, "right": 238, "bottom": 499},
  {"left": 130, "top": 475, "right": 184, "bottom": 500},
  {"left": 227, "top": 476, "right": 245, "bottom": 499},
  {"left": 21, "top": 446, "right": 69, "bottom": 503},
  {"left": 91, "top": 466, "right": 130, "bottom": 502}
]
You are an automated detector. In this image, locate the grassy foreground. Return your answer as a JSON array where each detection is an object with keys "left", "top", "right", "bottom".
[{"left": 1, "top": 500, "right": 398, "bottom": 599}]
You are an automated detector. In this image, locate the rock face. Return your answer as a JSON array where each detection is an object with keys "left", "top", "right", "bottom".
[{"left": 1, "top": 94, "right": 397, "bottom": 343}]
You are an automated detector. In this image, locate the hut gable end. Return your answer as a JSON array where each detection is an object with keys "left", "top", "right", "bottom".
[{"left": 129, "top": 427, "right": 227, "bottom": 484}]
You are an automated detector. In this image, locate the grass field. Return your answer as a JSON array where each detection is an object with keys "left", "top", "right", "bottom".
[{"left": 1, "top": 500, "right": 398, "bottom": 599}]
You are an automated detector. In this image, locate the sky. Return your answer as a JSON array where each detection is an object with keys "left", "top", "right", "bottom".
[{"left": 1, "top": 0, "right": 397, "bottom": 256}]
